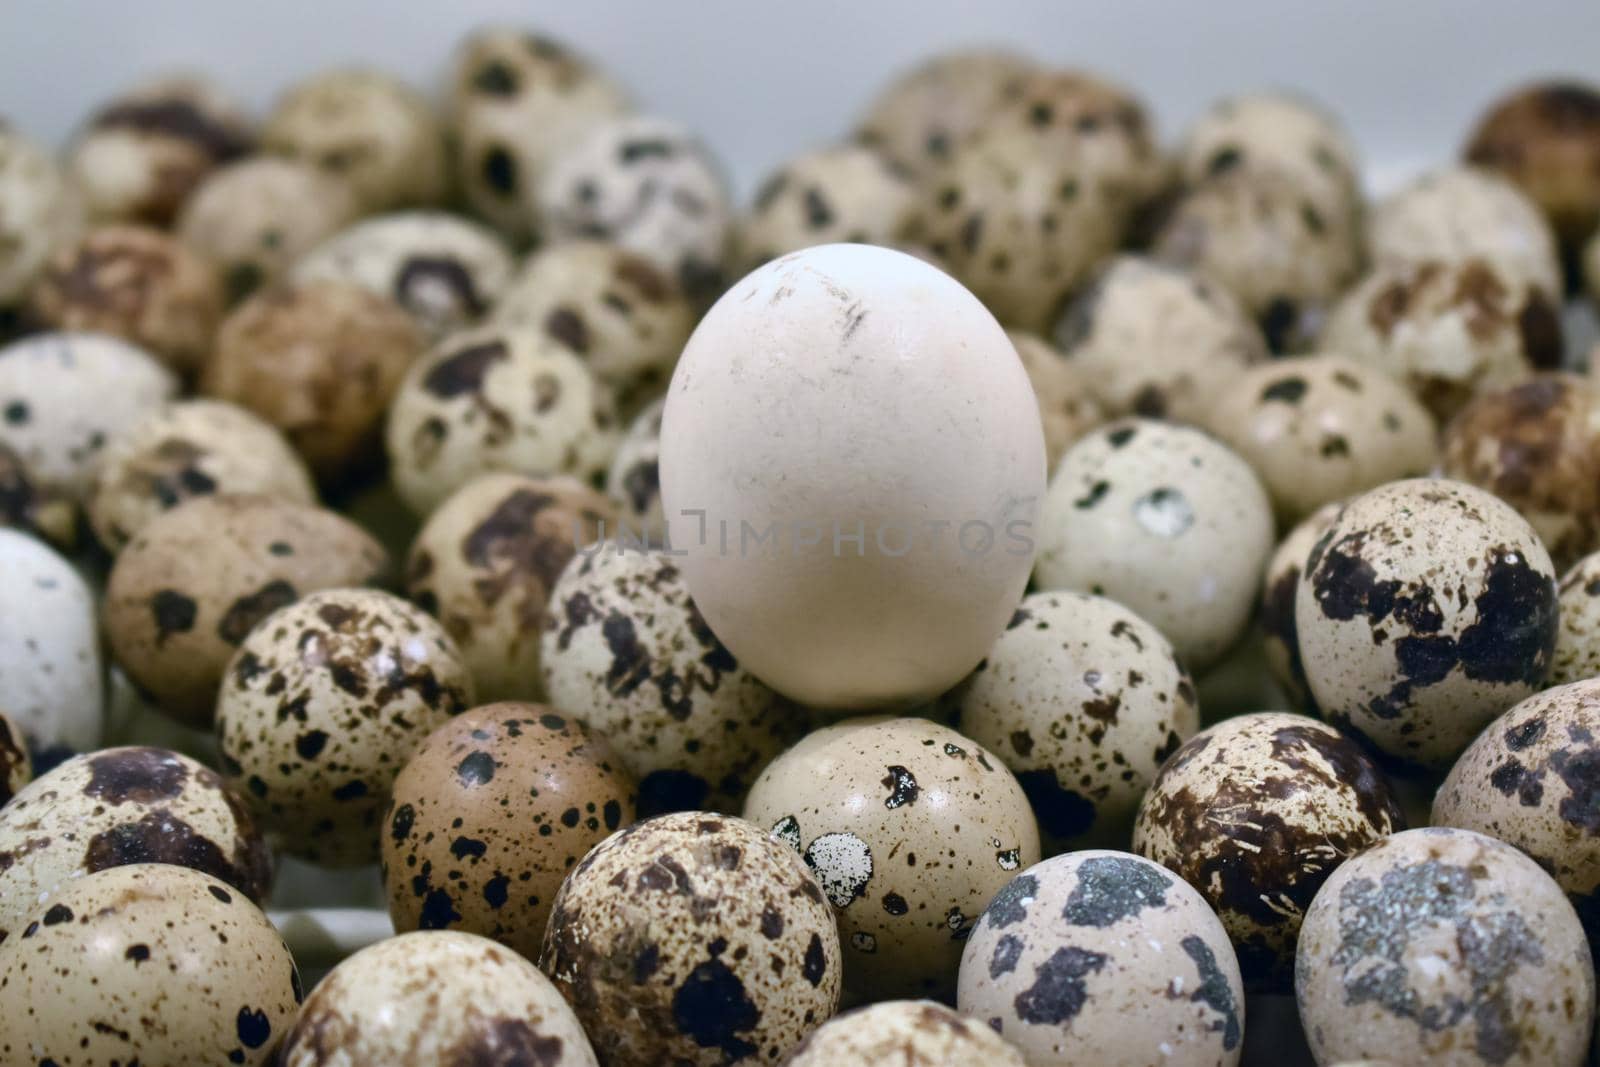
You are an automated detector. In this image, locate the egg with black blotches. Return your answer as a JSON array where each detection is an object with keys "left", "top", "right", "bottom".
[{"left": 1259, "top": 501, "right": 1343, "bottom": 711}]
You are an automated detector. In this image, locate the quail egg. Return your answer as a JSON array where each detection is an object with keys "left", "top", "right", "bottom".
[
  {"left": 0, "top": 122, "right": 83, "bottom": 308},
  {"left": 0, "top": 708, "right": 32, "bottom": 807},
  {"left": 0, "top": 439, "right": 75, "bottom": 548},
  {"left": 604, "top": 397, "right": 666, "bottom": 543},
  {"left": 0, "top": 528, "right": 103, "bottom": 756},
  {"left": 1260, "top": 501, "right": 1344, "bottom": 710},
  {"left": 1006, "top": 330, "right": 1105, "bottom": 472},
  {"left": 738, "top": 144, "right": 916, "bottom": 268},
  {"left": 784, "top": 999, "right": 1027, "bottom": 1067},
  {"left": 1552, "top": 549, "right": 1600, "bottom": 685}
]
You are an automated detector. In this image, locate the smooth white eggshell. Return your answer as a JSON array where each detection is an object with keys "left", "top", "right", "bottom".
[{"left": 0, "top": 528, "right": 103, "bottom": 753}]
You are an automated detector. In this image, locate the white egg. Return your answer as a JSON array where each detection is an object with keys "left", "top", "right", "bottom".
[{"left": 0, "top": 528, "right": 103, "bottom": 754}]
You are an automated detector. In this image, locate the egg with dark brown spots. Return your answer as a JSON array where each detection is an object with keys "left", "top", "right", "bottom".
[
  {"left": 958, "top": 850, "right": 1244, "bottom": 1067},
  {"left": 0, "top": 745, "right": 270, "bottom": 946},
  {"left": 282, "top": 929, "right": 596, "bottom": 1066},
  {"left": 215, "top": 587, "right": 474, "bottom": 866},
  {"left": 1294, "top": 478, "right": 1559, "bottom": 768},
  {"left": 1260, "top": 501, "right": 1343, "bottom": 711},
  {"left": 0, "top": 709, "right": 32, "bottom": 807},
  {"left": 784, "top": 998, "right": 1026, "bottom": 1066},
  {"left": 738, "top": 145, "right": 916, "bottom": 269},
  {"left": 1552, "top": 550, "right": 1600, "bottom": 685},
  {"left": 604, "top": 397, "right": 666, "bottom": 543},
  {"left": 539, "top": 811, "right": 839, "bottom": 1065},
  {"left": 381, "top": 701, "right": 637, "bottom": 957},
  {"left": 743, "top": 717, "right": 1039, "bottom": 1001},
  {"left": 1132, "top": 712, "right": 1403, "bottom": 991}
]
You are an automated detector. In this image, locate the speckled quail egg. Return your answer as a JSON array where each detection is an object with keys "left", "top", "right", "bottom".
[
  {"left": 743, "top": 717, "right": 1040, "bottom": 1000},
  {"left": 540, "top": 811, "right": 840, "bottom": 1066},
  {"left": 0, "top": 439, "right": 75, "bottom": 548},
  {"left": 738, "top": 145, "right": 916, "bottom": 268},
  {"left": 1552, "top": 550, "right": 1600, "bottom": 684},
  {"left": 538, "top": 115, "right": 735, "bottom": 300},
  {"left": 215, "top": 587, "right": 474, "bottom": 866},
  {"left": 292, "top": 211, "right": 514, "bottom": 341},
  {"left": 1133, "top": 712, "right": 1404, "bottom": 991},
  {"left": 0, "top": 123, "right": 83, "bottom": 308},
  {"left": 1035, "top": 419, "right": 1275, "bottom": 672},
  {"left": 203, "top": 281, "right": 425, "bottom": 485},
  {"left": 385, "top": 324, "right": 619, "bottom": 516},
  {"left": 542, "top": 546, "right": 803, "bottom": 815},
  {"left": 0, "top": 330, "right": 177, "bottom": 501},
  {"left": 605, "top": 397, "right": 666, "bottom": 543},
  {"left": 957, "top": 591, "right": 1198, "bottom": 852},
  {"left": 65, "top": 73, "right": 252, "bottom": 226},
  {"left": 1052, "top": 255, "right": 1268, "bottom": 422},
  {"left": 785, "top": 999, "right": 1027, "bottom": 1067},
  {"left": 104, "top": 493, "right": 389, "bottom": 727},
  {"left": 1441, "top": 374, "right": 1600, "bottom": 571},
  {"left": 0, "top": 528, "right": 102, "bottom": 756},
  {"left": 1202, "top": 355, "right": 1439, "bottom": 526},
  {"left": 282, "top": 929, "right": 596, "bottom": 1066},
  {"left": 449, "top": 27, "right": 631, "bottom": 245},
  {"left": 1323, "top": 257, "right": 1563, "bottom": 421},
  {"left": 406, "top": 473, "right": 613, "bottom": 704},
  {"left": 262, "top": 67, "right": 447, "bottom": 213},
  {"left": 0, "top": 708, "right": 32, "bottom": 806},
  {"left": 1260, "top": 501, "right": 1344, "bottom": 711},
  {"left": 1294, "top": 478, "right": 1559, "bottom": 768},
  {"left": 1367, "top": 166, "right": 1563, "bottom": 297},
  {"left": 177, "top": 156, "right": 362, "bottom": 303},
  {"left": 382, "top": 702, "right": 636, "bottom": 956},
  {"left": 1296, "top": 827, "right": 1595, "bottom": 1067},
  {"left": 0, "top": 863, "right": 301, "bottom": 1067},
  {"left": 1006, "top": 330, "right": 1105, "bottom": 471},
  {"left": 89, "top": 398, "right": 317, "bottom": 552},
  {"left": 958, "top": 850, "right": 1245, "bottom": 1067},
  {"left": 29, "top": 223, "right": 224, "bottom": 376},
  {"left": 0, "top": 745, "right": 271, "bottom": 943}
]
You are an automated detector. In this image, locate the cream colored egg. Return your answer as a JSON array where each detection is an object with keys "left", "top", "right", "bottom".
[
  {"left": 1553, "top": 549, "right": 1600, "bottom": 685},
  {"left": 0, "top": 123, "right": 83, "bottom": 306},
  {"left": 1260, "top": 501, "right": 1344, "bottom": 710},
  {"left": 785, "top": 999, "right": 1026, "bottom": 1066},
  {"left": 605, "top": 397, "right": 666, "bottom": 543},
  {"left": 1178, "top": 91, "right": 1362, "bottom": 218},
  {"left": 0, "top": 528, "right": 103, "bottom": 754},
  {"left": 738, "top": 145, "right": 916, "bottom": 268},
  {"left": 1005, "top": 330, "right": 1105, "bottom": 473}
]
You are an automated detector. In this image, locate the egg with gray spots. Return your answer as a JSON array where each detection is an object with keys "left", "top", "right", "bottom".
[
  {"left": 1260, "top": 501, "right": 1344, "bottom": 711},
  {"left": 958, "top": 850, "right": 1244, "bottom": 1067},
  {"left": 539, "top": 811, "right": 840, "bottom": 1066},
  {"left": 0, "top": 123, "right": 83, "bottom": 306},
  {"left": 738, "top": 144, "right": 916, "bottom": 269},
  {"left": 1294, "top": 478, "right": 1559, "bottom": 769},
  {"left": 215, "top": 587, "right": 474, "bottom": 866},
  {"left": 743, "top": 716, "right": 1039, "bottom": 1001},
  {"left": 1552, "top": 549, "right": 1600, "bottom": 685},
  {"left": 957, "top": 591, "right": 1199, "bottom": 852},
  {"left": 1296, "top": 826, "right": 1595, "bottom": 1066},
  {"left": 282, "top": 929, "right": 596, "bottom": 1066},
  {"left": 0, "top": 528, "right": 103, "bottom": 755},
  {"left": 0, "top": 708, "right": 32, "bottom": 806},
  {"left": 604, "top": 397, "right": 666, "bottom": 544},
  {"left": 784, "top": 998, "right": 1027, "bottom": 1066}
]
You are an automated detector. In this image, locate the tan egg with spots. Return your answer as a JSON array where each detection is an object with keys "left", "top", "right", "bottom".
[
  {"left": 1132, "top": 712, "right": 1404, "bottom": 992},
  {"left": 1006, "top": 331, "right": 1104, "bottom": 471},
  {"left": 492, "top": 239, "right": 694, "bottom": 417},
  {"left": 88, "top": 399, "right": 317, "bottom": 552},
  {"left": 406, "top": 473, "right": 614, "bottom": 704},
  {"left": 543, "top": 547, "right": 803, "bottom": 816},
  {"left": 1260, "top": 501, "right": 1344, "bottom": 711},
  {"left": 784, "top": 999, "right": 1026, "bottom": 1066},
  {"left": 262, "top": 67, "right": 447, "bottom": 213},
  {"left": 605, "top": 396, "right": 666, "bottom": 543},
  {"left": 743, "top": 717, "right": 1040, "bottom": 1001},
  {"left": 957, "top": 591, "right": 1198, "bottom": 853},
  {"left": 282, "top": 929, "right": 595, "bottom": 1066},
  {"left": 958, "top": 851, "right": 1245, "bottom": 1067},
  {"left": 0, "top": 709, "right": 30, "bottom": 806},
  {"left": 1203, "top": 355, "right": 1438, "bottom": 526},
  {"left": 738, "top": 145, "right": 916, "bottom": 268},
  {"left": 539, "top": 811, "right": 840, "bottom": 1066},
  {"left": 104, "top": 494, "right": 388, "bottom": 728},
  {"left": 1295, "top": 478, "right": 1559, "bottom": 768},
  {"left": 203, "top": 281, "right": 425, "bottom": 486},
  {"left": 386, "top": 324, "right": 619, "bottom": 516},
  {"left": 381, "top": 702, "right": 636, "bottom": 956},
  {"left": 0, "top": 123, "right": 84, "bottom": 306},
  {"left": 0, "top": 529, "right": 104, "bottom": 755},
  {"left": 0, "top": 863, "right": 300, "bottom": 1067},
  {"left": 1296, "top": 827, "right": 1594, "bottom": 1067},
  {"left": 1034, "top": 419, "right": 1275, "bottom": 672},
  {"left": 1052, "top": 255, "right": 1267, "bottom": 423},
  {"left": 1553, "top": 550, "right": 1600, "bottom": 684},
  {"left": 0, "top": 440, "right": 74, "bottom": 548},
  {"left": 0, "top": 746, "right": 271, "bottom": 945},
  {"left": 215, "top": 588, "right": 474, "bottom": 866}
]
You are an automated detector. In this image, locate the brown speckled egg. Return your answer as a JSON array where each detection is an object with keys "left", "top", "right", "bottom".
[
  {"left": 958, "top": 850, "right": 1244, "bottom": 1067},
  {"left": 957, "top": 591, "right": 1198, "bottom": 852},
  {"left": 1294, "top": 478, "right": 1559, "bottom": 768},
  {"left": 1260, "top": 501, "right": 1344, "bottom": 710},
  {"left": 604, "top": 397, "right": 666, "bottom": 543},
  {"left": 0, "top": 863, "right": 300, "bottom": 1067},
  {"left": 406, "top": 473, "right": 613, "bottom": 704},
  {"left": 543, "top": 546, "right": 804, "bottom": 816},
  {"left": 785, "top": 999, "right": 1026, "bottom": 1067},
  {"left": 0, "top": 123, "right": 84, "bottom": 307},
  {"left": 539, "top": 811, "right": 840, "bottom": 1066},
  {"left": 0, "top": 709, "right": 30, "bottom": 806},
  {"left": 29, "top": 223, "right": 224, "bottom": 376},
  {"left": 1296, "top": 827, "right": 1595, "bottom": 1067},
  {"left": 215, "top": 588, "right": 474, "bottom": 866},
  {"left": 381, "top": 702, "right": 636, "bottom": 956},
  {"left": 203, "top": 281, "right": 426, "bottom": 486},
  {"left": 1035, "top": 419, "right": 1275, "bottom": 672},
  {"left": 1006, "top": 331, "right": 1105, "bottom": 471},
  {"left": 88, "top": 399, "right": 317, "bottom": 552},
  {"left": 0, "top": 439, "right": 74, "bottom": 549},
  {"left": 1203, "top": 355, "right": 1438, "bottom": 526},
  {"left": 104, "top": 494, "right": 388, "bottom": 728},
  {"left": 0, "top": 745, "right": 270, "bottom": 945},
  {"left": 742, "top": 717, "right": 1039, "bottom": 1001},
  {"left": 1552, "top": 550, "right": 1600, "bottom": 684},
  {"left": 1441, "top": 374, "right": 1600, "bottom": 571},
  {"left": 1052, "top": 255, "right": 1267, "bottom": 423},
  {"left": 1132, "top": 712, "right": 1403, "bottom": 991},
  {"left": 738, "top": 145, "right": 916, "bottom": 269},
  {"left": 282, "top": 929, "right": 596, "bottom": 1066}
]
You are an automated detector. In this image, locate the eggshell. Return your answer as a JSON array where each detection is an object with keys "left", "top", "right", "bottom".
[
  {"left": 1006, "top": 330, "right": 1105, "bottom": 472},
  {"left": 738, "top": 145, "right": 916, "bottom": 268},
  {"left": 604, "top": 397, "right": 666, "bottom": 543},
  {"left": 1178, "top": 91, "right": 1362, "bottom": 219},
  {"left": 0, "top": 123, "right": 83, "bottom": 305},
  {"left": 784, "top": 999, "right": 1026, "bottom": 1066},
  {"left": 0, "top": 528, "right": 103, "bottom": 754},
  {"left": 0, "top": 440, "right": 74, "bottom": 547},
  {"left": 1465, "top": 82, "right": 1600, "bottom": 256},
  {"left": 1259, "top": 501, "right": 1344, "bottom": 711},
  {"left": 0, "top": 708, "right": 32, "bottom": 806},
  {"left": 1552, "top": 549, "right": 1600, "bottom": 685}
]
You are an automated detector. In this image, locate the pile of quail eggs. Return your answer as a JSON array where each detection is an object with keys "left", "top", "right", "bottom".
[{"left": 5, "top": 26, "right": 1600, "bottom": 1067}]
